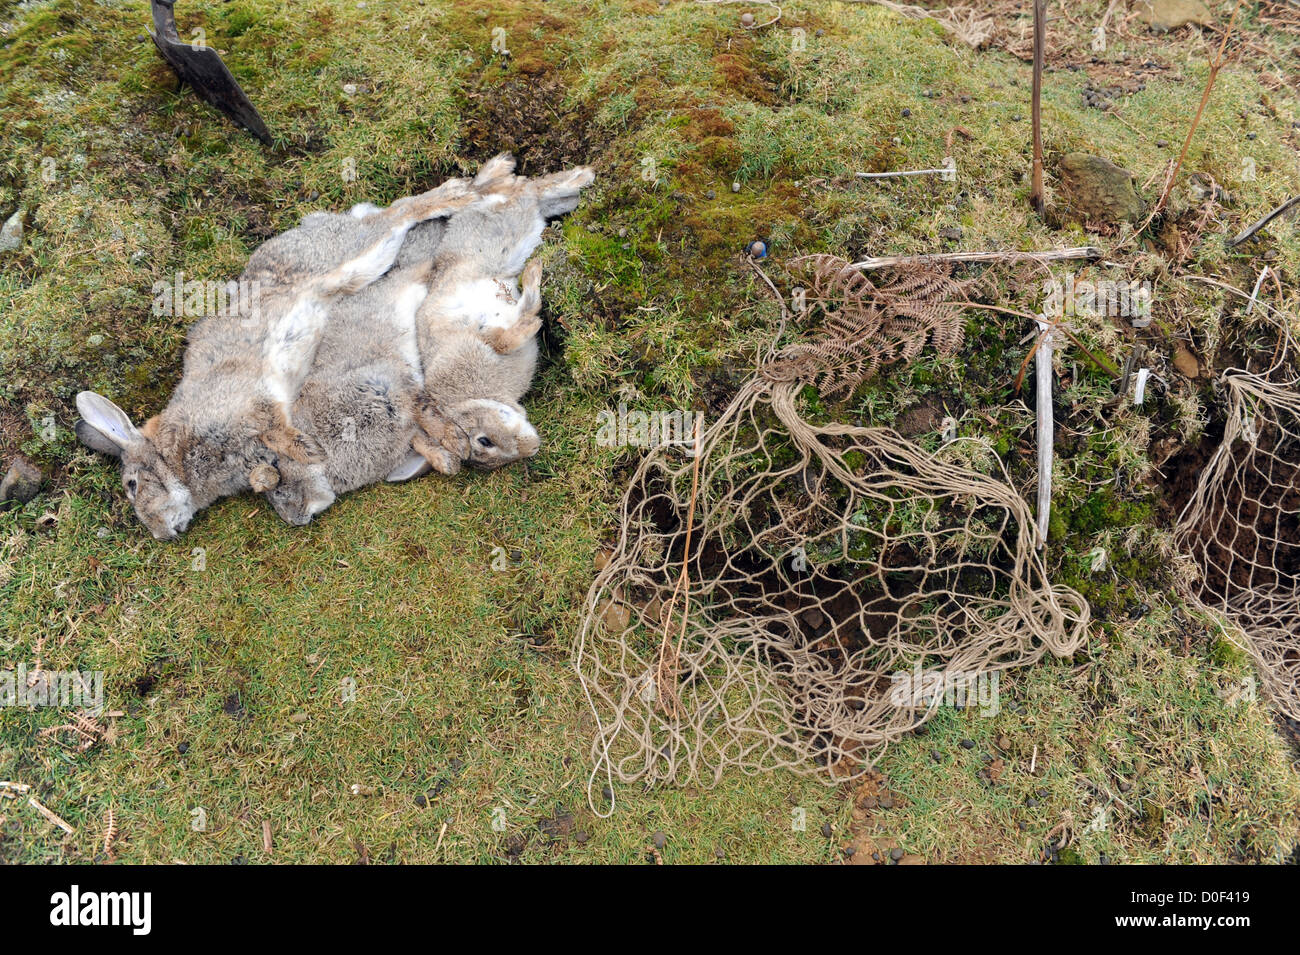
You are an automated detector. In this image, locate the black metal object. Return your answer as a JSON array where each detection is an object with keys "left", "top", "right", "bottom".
[{"left": 149, "top": 0, "right": 272, "bottom": 145}]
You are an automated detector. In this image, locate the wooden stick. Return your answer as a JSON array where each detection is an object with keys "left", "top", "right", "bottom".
[
  {"left": 855, "top": 167, "right": 951, "bottom": 179},
  {"left": 848, "top": 246, "right": 1101, "bottom": 270},
  {"left": 1035, "top": 318, "right": 1054, "bottom": 550},
  {"left": 1228, "top": 194, "right": 1300, "bottom": 247},
  {"left": 1153, "top": 0, "right": 1245, "bottom": 216},
  {"left": 1030, "top": 0, "right": 1046, "bottom": 218},
  {"left": 29, "top": 796, "right": 75, "bottom": 834}
]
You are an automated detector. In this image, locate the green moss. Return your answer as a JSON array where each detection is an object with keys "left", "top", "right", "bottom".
[
  {"left": 1068, "top": 489, "right": 1153, "bottom": 537},
  {"left": 1210, "top": 636, "right": 1248, "bottom": 670}
]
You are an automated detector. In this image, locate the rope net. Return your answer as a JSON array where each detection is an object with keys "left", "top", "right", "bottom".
[
  {"left": 576, "top": 258, "right": 1090, "bottom": 804},
  {"left": 1176, "top": 332, "right": 1300, "bottom": 722}
]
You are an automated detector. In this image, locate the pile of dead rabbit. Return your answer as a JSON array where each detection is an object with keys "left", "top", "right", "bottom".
[{"left": 74, "top": 155, "right": 594, "bottom": 538}]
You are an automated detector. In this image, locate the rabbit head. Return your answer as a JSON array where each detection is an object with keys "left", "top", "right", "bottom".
[
  {"left": 263, "top": 459, "right": 336, "bottom": 527},
  {"left": 437, "top": 398, "right": 540, "bottom": 472},
  {"left": 75, "top": 392, "right": 198, "bottom": 540},
  {"left": 76, "top": 391, "right": 287, "bottom": 539}
]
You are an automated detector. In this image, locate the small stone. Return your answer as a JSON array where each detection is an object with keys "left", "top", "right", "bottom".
[
  {"left": 821, "top": 820, "right": 833, "bottom": 837},
  {"left": 960, "top": 738, "right": 975, "bottom": 750},
  {"left": 731, "top": 181, "right": 741, "bottom": 193},
  {"left": 652, "top": 830, "right": 666, "bottom": 849},
  {"left": 960, "top": 94, "right": 971, "bottom": 103},
  {"left": 939, "top": 226, "right": 963, "bottom": 242},
  {"left": 714, "top": 847, "right": 726, "bottom": 859},
  {"left": 1118, "top": 780, "right": 1132, "bottom": 793},
  {"left": 414, "top": 793, "right": 427, "bottom": 807},
  {"left": 1173, "top": 346, "right": 1200, "bottom": 379},
  {"left": 801, "top": 607, "right": 825, "bottom": 628},
  {"left": 931, "top": 750, "right": 942, "bottom": 762},
  {"left": 1246, "top": 132, "right": 1256, "bottom": 140},
  {"left": 1156, "top": 139, "right": 1169, "bottom": 148},
  {"left": 1057, "top": 153, "right": 1147, "bottom": 226},
  {"left": 617, "top": 227, "right": 628, "bottom": 238},
  {"left": 575, "top": 830, "right": 590, "bottom": 844},
  {"left": 0, "top": 457, "right": 42, "bottom": 504},
  {"left": 177, "top": 741, "right": 190, "bottom": 755},
  {"left": 996, "top": 734, "right": 1011, "bottom": 750},
  {"left": 342, "top": 83, "right": 358, "bottom": 96},
  {"left": 889, "top": 847, "right": 904, "bottom": 861},
  {"left": 0, "top": 209, "right": 24, "bottom": 253},
  {"left": 740, "top": 12, "right": 754, "bottom": 27},
  {"left": 901, "top": 108, "right": 911, "bottom": 118},
  {"left": 1139, "top": 0, "right": 1212, "bottom": 32},
  {"left": 704, "top": 189, "right": 716, "bottom": 200}
]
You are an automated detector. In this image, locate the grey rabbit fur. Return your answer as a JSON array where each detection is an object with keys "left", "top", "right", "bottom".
[{"left": 75, "top": 178, "right": 477, "bottom": 538}]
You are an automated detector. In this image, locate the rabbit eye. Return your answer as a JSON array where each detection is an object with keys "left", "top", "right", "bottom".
[{"left": 476, "top": 436, "right": 494, "bottom": 448}]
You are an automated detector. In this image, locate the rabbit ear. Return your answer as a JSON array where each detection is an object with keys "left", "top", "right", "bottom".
[
  {"left": 76, "top": 391, "right": 142, "bottom": 454},
  {"left": 386, "top": 451, "right": 435, "bottom": 482},
  {"left": 534, "top": 166, "right": 595, "bottom": 218},
  {"left": 473, "top": 153, "right": 516, "bottom": 187}
]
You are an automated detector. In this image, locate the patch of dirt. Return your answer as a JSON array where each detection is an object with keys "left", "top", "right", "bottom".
[{"left": 458, "top": 74, "right": 608, "bottom": 176}]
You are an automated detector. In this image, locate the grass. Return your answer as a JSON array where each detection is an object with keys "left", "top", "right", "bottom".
[{"left": 1, "top": 0, "right": 1299, "bottom": 863}]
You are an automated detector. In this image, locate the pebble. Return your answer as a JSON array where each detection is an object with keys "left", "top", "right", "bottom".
[
  {"left": 960, "top": 738, "right": 975, "bottom": 750},
  {"left": 901, "top": 108, "right": 911, "bottom": 117},
  {"left": 704, "top": 189, "right": 716, "bottom": 199},
  {"left": 741, "top": 12, "right": 754, "bottom": 27},
  {"left": 0, "top": 457, "right": 42, "bottom": 504},
  {"left": 821, "top": 820, "right": 833, "bottom": 838},
  {"left": 575, "top": 830, "right": 590, "bottom": 844},
  {"left": 931, "top": 750, "right": 942, "bottom": 762},
  {"left": 414, "top": 793, "right": 427, "bottom": 807},
  {"left": 731, "top": 181, "right": 741, "bottom": 193},
  {"left": 652, "top": 830, "right": 666, "bottom": 849},
  {"left": 177, "top": 741, "right": 189, "bottom": 755},
  {"left": 0, "top": 209, "right": 24, "bottom": 253},
  {"left": 889, "top": 847, "right": 904, "bottom": 861}
]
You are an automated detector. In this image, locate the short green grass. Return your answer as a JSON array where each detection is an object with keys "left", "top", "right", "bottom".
[{"left": 2, "top": 0, "right": 1298, "bottom": 863}]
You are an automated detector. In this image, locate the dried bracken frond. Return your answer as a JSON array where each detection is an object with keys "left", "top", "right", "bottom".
[
  {"left": 102, "top": 806, "right": 118, "bottom": 859},
  {"left": 766, "top": 255, "right": 968, "bottom": 397}
]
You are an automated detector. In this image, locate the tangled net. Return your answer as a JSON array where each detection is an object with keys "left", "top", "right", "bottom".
[
  {"left": 576, "top": 257, "right": 1090, "bottom": 810},
  {"left": 1176, "top": 325, "right": 1300, "bottom": 722}
]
